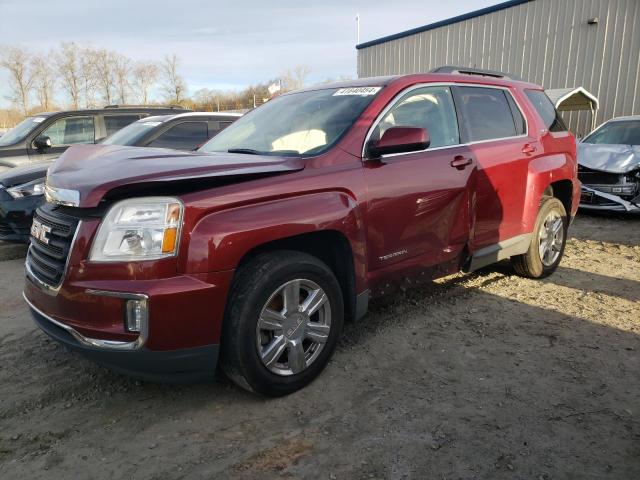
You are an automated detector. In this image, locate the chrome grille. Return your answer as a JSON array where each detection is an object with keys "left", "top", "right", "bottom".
[{"left": 27, "top": 204, "right": 80, "bottom": 287}]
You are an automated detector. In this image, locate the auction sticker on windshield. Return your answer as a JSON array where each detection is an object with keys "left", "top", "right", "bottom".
[{"left": 333, "top": 87, "right": 381, "bottom": 96}]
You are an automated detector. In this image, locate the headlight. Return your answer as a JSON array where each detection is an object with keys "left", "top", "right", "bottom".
[
  {"left": 7, "top": 179, "right": 45, "bottom": 198},
  {"left": 89, "top": 197, "right": 183, "bottom": 262}
]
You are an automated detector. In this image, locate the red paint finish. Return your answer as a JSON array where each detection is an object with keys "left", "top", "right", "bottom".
[
  {"left": 363, "top": 144, "right": 476, "bottom": 271},
  {"left": 25, "top": 73, "right": 579, "bottom": 356}
]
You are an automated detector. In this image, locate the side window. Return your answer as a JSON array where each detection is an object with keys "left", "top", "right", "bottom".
[
  {"left": 208, "top": 121, "right": 234, "bottom": 139},
  {"left": 104, "top": 115, "right": 142, "bottom": 137},
  {"left": 505, "top": 92, "right": 526, "bottom": 135},
  {"left": 371, "top": 86, "right": 459, "bottom": 148},
  {"left": 454, "top": 87, "right": 518, "bottom": 142},
  {"left": 41, "top": 116, "right": 95, "bottom": 146},
  {"left": 525, "top": 90, "right": 567, "bottom": 132},
  {"left": 147, "top": 122, "right": 209, "bottom": 150}
]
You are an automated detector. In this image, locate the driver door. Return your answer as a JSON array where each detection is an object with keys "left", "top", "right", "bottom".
[
  {"left": 363, "top": 85, "right": 476, "bottom": 276},
  {"left": 28, "top": 115, "right": 96, "bottom": 163}
]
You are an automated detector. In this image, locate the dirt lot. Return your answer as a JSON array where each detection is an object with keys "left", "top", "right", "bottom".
[{"left": 1, "top": 214, "right": 639, "bottom": 480}]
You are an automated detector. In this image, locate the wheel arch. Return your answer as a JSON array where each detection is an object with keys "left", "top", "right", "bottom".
[
  {"left": 523, "top": 154, "right": 577, "bottom": 232},
  {"left": 547, "top": 179, "right": 573, "bottom": 216},
  {"left": 183, "top": 191, "right": 368, "bottom": 321},
  {"left": 235, "top": 230, "right": 359, "bottom": 322}
]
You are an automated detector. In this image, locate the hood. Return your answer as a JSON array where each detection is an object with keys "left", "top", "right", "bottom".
[
  {"left": 0, "top": 162, "right": 50, "bottom": 188},
  {"left": 47, "top": 144, "right": 305, "bottom": 208},
  {"left": 577, "top": 143, "right": 640, "bottom": 173}
]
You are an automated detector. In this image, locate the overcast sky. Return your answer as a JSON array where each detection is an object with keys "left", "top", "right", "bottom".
[{"left": 0, "top": 0, "right": 496, "bottom": 106}]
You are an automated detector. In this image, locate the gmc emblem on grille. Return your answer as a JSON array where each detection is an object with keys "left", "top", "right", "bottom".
[{"left": 31, "top": 219, "right": 52, "bottom": 244}]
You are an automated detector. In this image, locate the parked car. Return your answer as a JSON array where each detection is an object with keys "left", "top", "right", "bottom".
[
  {"left": 578, "top": 116, "right": 640, "bottom": 213},
  {"left": 0, "top": 112, "right": 241, "bottom": 242},
  {"left": 0, "top": 105, "right": 190, "bottom": 173},
  {"left": 23, "top": 70, "right": 579, "bottom": 396}
]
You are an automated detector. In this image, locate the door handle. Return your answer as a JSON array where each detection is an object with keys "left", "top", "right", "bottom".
[
  {"left": 450, "top": 155, "right": 473, "bottom": 170},
  {"left": 522, "top": 143, "right": 537, "bottom": 155}
]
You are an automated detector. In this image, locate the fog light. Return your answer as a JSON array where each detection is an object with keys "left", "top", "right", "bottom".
[{"left": 125, "top": 299, "right": 147, "bottom": 332}]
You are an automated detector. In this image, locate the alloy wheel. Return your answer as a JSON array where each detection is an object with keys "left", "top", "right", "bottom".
[
  {"left": 538, "top": 211, "right": 564, "bottom": 266},
  {"left": 255, "top": 279, "right": 331, "bottom": 376}
]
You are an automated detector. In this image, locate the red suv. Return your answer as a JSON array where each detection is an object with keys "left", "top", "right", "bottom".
[{"left": 23, "top": 68, "right": 580, "bottom": 396}]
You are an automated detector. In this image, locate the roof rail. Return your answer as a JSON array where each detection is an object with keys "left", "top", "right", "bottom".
[
  {"left": 430, "top": 65, "right": 522, "bottom": 81},
  {"left": 103, "top": 104, "right": 188, "bottom": 110}
]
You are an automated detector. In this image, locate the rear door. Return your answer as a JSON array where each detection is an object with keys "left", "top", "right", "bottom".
[
  {"left": 99, "top": 114, "right": 144, "bottom": 141},
  {"left": 363, "top": 85, "right": 476, "bottom": 274},
  {"left": 452, "top": 85, "right": 532, "bottom": 250}
]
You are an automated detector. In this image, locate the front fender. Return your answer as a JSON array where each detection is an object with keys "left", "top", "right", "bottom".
[{"left": 183, "top": 191, "right": 368, "bottom": 289}]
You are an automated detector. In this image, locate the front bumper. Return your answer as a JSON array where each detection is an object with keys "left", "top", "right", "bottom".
[
  {"left": 24, "top": 259, "right": 235, "bottom": 382},
  {"left": 0, "top": 192, "right": 42, "bottom": 243},
  {"left": 26, "top": 294, "right": 219, "bottom": 382},
  {"left": 579, "top": 185, "right": 640, "bottom": 213}
]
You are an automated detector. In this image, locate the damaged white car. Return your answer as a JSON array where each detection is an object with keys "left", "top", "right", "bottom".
[{"left": 578, "top": 116, "right": 640, "bottom": 213}]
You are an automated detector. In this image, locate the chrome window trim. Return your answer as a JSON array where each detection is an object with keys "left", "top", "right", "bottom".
[
  {"left": 23, "top": 292, "right": 147, "bottom": 350},
  {"left": 25, "top": 219, "right": 82, "bottom": 296},
  {"left": 361, "top": 82, "right": 529, "bottom": 160}
]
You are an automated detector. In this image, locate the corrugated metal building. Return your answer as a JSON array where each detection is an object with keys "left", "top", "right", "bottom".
[{"left": 356, "top": 0, "right": 640, "bottom": 136}]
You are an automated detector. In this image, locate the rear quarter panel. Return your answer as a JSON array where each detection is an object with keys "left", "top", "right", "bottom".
[{"left": 514, "top": 87, "right": 578, "bottom": 232}]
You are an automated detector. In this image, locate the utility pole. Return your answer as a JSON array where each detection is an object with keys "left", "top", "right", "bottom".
[{"left": 356, "top": 14, "right": 360, "bottom": 45}]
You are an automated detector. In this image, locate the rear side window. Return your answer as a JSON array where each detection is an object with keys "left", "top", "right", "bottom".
[
  {"left": 505, "top": 93, "right": 526, "bottom": 135},
  {"left": 454, "top": 87, "right": 518, "bottom": 142},
  {"left": 147, "top": 121, "right": 209, "bottom": 150},
  {"left": 525, "top": 90, "right": 567, "bottom": 132},
  {"left": 209, "top": 120, "right": 235, "bottom": 138},
  {"left": 104, "top": 115, "right": 141, "bottom": 136}
]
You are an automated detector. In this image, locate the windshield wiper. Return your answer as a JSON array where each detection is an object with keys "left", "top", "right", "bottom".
[
  {"left": 227, "top": 148, "right": 263, "bottom": 155},
  {"left": 227, "top": 148, "right": 302, "bottom": 157}
]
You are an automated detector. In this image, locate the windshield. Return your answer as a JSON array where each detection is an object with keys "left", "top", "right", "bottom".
[
  {"left": 101, "top": 120, "right": 161, "bottom": 146},
  {"left": 0, "top": 116, "right": 48, "bottom": 146},
  {"left": 200, "top": 87, "right": 381, "bottom": 156},
  {"left": 583, "top": 120, "right": 640, "bottom": 146}
]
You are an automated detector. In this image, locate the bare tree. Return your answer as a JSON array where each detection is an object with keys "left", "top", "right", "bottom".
[
  {"left": 0, "top": 46, "right": 33, "bottom": 115},
  {"left": 93, "top": 48, "right": 117, "bottom": 104},
  {"left": 192, "top": 88, "right": 220, "bottom": 111},
  {"left": 112, "top": 53, "right": 130, "bottom": 104},
  {"left": 56, "top": 42, "right": 82, "bottom": 109},
  {"left": 79, "top": 47, "right": 98, "bottom": 108},
  {"left": 31, "top": 53, "right": 56, "bottom": 111},
  {"left": 160, "top": 53, "right": 187, "bottom": 104},
  {"left": 281, "top": 65, "right": 311, "bottom": 91},
  {"left": 131, "top": 61, "right": 158, "bottom": 105}
]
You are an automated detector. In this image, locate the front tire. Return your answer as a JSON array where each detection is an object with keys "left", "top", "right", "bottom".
[
  {"left": 220, "top": 250, "right": 344, "bottom": 396},
  {"left": 511, "top": 196, "right": 568, "bottom": 278}
]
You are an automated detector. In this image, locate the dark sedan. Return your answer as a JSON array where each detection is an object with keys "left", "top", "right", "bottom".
[{"left": 0, "top": 112, "right": 242, "bottom": 242}]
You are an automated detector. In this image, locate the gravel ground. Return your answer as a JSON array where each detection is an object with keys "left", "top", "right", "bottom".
[{"left": 0, "top": 213, "right": 638, "bottom": 480}]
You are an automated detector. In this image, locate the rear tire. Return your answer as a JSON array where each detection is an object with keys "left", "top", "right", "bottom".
[
  {"left": 220, "top": 250, "right": 344, "bottom": 396},
  {"left": 511, "top": 196, "right": 567, "bottom": 279}
]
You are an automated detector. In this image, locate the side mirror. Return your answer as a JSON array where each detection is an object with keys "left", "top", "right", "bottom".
[
  {"left": 367, "top": 126, "right": 430, "bottom": 158},
  {"left": 33, "top": 135, "right": 52, "bottom": 152}
]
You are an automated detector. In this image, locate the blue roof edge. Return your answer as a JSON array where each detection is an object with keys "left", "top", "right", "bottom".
[{"left": 356, "top": 0, "right": 533, "bottom": 50}]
